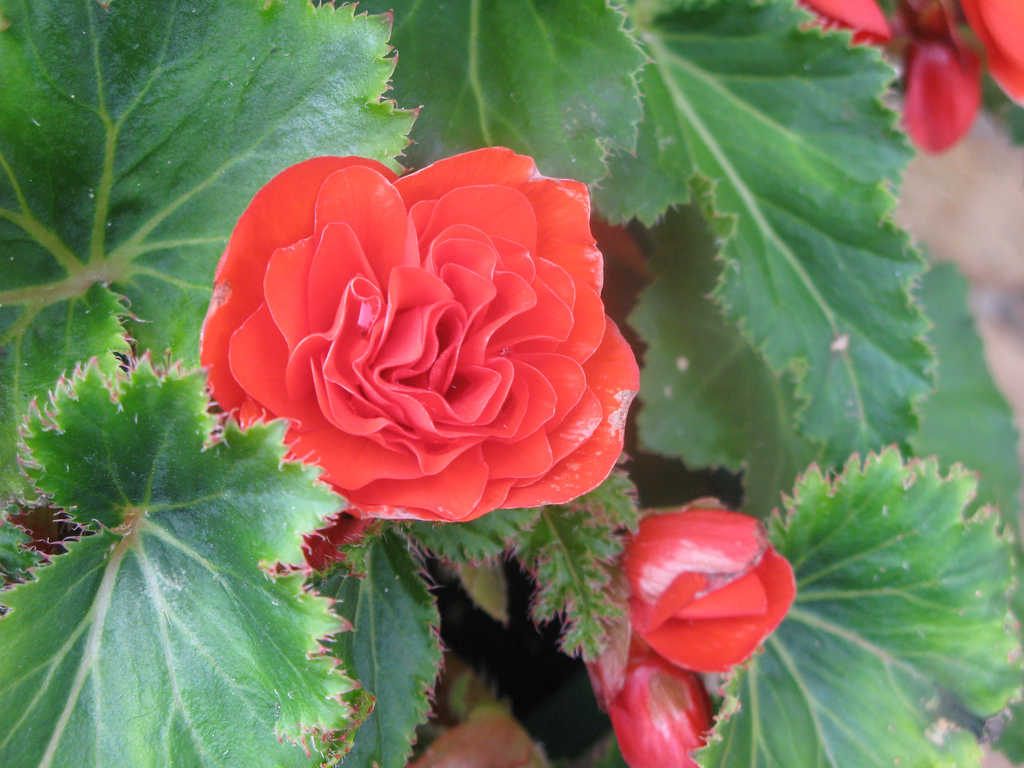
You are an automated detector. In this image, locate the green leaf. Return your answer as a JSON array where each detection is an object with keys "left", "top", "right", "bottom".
[
  {"left": 579, "top": 468, "right": 641, "bottom": 534},
  {"left": 0, "top": 359, "right": 363, "bottom": 768},
  {"left": 406, "top": 506, "right": 541, "bottom": 564},
  {"left": 983, "top": 77, "right": 1024, "bottom": 146},
  {"left": 598, "top": 0, "right": 931, "bottom": 462},
  {"left": 319, "top": 532, "right": 443, "bottom": 768},
  {"left": 995, "top": 697, "right": 1024, "bottom": 763},
  {"left": 356, "top": 0, "right": 646, "bottom": 182},
  {"left": 1008, "top": 103, "right": 1024, "bottom": 145},
  {"left": 699, "top": 451, "right": 1021, "bottom": 768},
  {"left": 455, "top": 561, "right": 511, "bottom": 624},
  {"left": 0, "top": 284, "right": 129, "bottom": 499},
  {"left": 0, "top": 510, "right": 39, "bottom": 588},
  {"left": 515, "top": 474, "right": 639, "bottom": 659},
  {"left": 0, "top": 0, "right": 414, "bottom": 497},
  {"left": 632, "top": 203, "right": 823, "bottom": 517},
  {"left": 910, "top": 262, "right": 1020, "bottom": 524},
  {"left": 519, "top": 506, "right": 620, "bottom": 659}
]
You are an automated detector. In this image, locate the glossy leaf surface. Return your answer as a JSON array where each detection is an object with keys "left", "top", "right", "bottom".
[
  {"left": 698, "top": 451, "right": 1021, "bottom": 768},
  {"left": 0, "top": 361, "right": 361, "bottom": 768},
  {"left": 632, "top": 203, "right": 822, "bottom": 517},
  {"left": 0, "top": 0, "right": 413, "bottom": 497},
  {"left": 601, "top": 0, "right": 931, "bottom": 465},
  {"left": 356, "top": 0, "right": 646, "bottom": 182}
]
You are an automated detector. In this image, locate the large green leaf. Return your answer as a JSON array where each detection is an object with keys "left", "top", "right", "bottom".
[
  {"left": 632, "top": 202, "right": 822, "bottom": 517},
  {"left": 0, "top": 0, "right": 414, "bottom": 497},
  {"left": 0, "top": 360, "right": 364, "bottom": 768},
  {"left": 910, "top": 262, "right": 1020, "bottom": 523},
  {"left": 699, "top": 451, "right": 1021, "bottom": 768},
  {"left": 598, "top": 0, "right": 931, "bottom": 463},
  {"left": 319, "top": 532, "right": 443, "bottom": 768},
  {"left": 356, "top": 0, "right": 646, "bottom": 182}
]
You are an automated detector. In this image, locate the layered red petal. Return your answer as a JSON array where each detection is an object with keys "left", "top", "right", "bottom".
[
  {"left": 200, "top": 156, "right": 395, "bottom": 408},
  {"left": 201, "top": 148, "right": 638, "bottom": 522},
  {"left": 800, "top": 0, "right": 892, "bottom": 43},
  {"left": 624, "top": 509, "right": 767, "bottom": 606},
  {"left": 962, "top": 0, "right": 1024, "bottom": 103},
  {"left": 639, "top": 547, "right": 796, "bottom": 673},
  {"left": 502, "top": 320, "right": 637, "bottom": 509}
]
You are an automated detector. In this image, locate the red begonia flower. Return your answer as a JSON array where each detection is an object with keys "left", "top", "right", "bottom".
[
  {"left": 961, "top": 0, "right": 1024, "bottom": 102},
  {"left": 623, "top": 506, "right": 795, "bottom": 673},
  {"left": 602, "top": 642, "right": 712, "bottom": 768},
  {"left": 800, "top": 0, "right": 892, "bottom": 43},
  {"left": 903, "top": 38, "right": 983, "bottom": 152},
  {"left": 201, "top": 148, "right": 639, "bottom": 522}
]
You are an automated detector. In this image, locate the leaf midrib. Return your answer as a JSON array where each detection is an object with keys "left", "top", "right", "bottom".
[
  {"left": 1, "top": 0, "right": 390, "bottom": 316},
  {"left": 640, "top": 26, "right": 871, "bottom": 432},
  {"left": 36, "top": 529, "right": 131, "bottom": 768}
]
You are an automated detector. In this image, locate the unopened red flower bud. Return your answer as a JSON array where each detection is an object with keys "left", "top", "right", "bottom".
[
  {"left": 903, "top": 38, "right": 982, "bottom": 153},
  {"left": 604, "top": 647, "right": 712, "bottom": 768},
  {"left": 623, "top": 505, "right": 795, "bottom": 673}
]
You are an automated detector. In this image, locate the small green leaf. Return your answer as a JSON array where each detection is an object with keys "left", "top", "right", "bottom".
[
  {"left": 983, "top": 77, "right": 1024, "bottom": 145},
  {"left": 910, "top": 262, "right": 1020, "bottom": 524},
  {"left": 515, "top": 473, "right": 639, "bottom": 659},
  {"left": 0, "top": 0, "right": 414, "bottom": 496},
  {"left": 1008, "top": 104, "right": 1024, "bottom": 144},
  {"left": 632, "top": 203, "right": 823, "bottom": 517},
  {"left": 456, "top": 561, "right": 510, "bottom": 625},
  {"left": 406, "top": 507, "right": 541, "bottom": 564},
  {"left": 698, "top": 450, "right": 1021, "bottom": 768},
  {"left": 0, "top": 360, "right": 362, "bottom": 768},
  {"left": 579, "top": 469, "right": 641, "bottom": 534},
  {"left": 0, "top": 510, "right": 39, "bottom": 588},
  {"left": 319, "top": 532, "right": 443, "bottom": 768},
  {"left": 518, "top": 506, "right": 620, "bottom": 659},
  {"left": 598, "top": 0, "right": 931, "bottom": 463},
  {"left": 356, "top": 0, "right": 646, "bottom": 182}
]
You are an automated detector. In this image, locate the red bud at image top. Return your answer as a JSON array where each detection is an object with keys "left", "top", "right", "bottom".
[
  {"left": 903, "top": 38, "right": 982, "bottom": 153},
  {"left": 623, "top": 506, "right": 796, "bottom": 673}
]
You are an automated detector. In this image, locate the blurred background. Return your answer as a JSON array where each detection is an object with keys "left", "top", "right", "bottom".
[{"left": 896, "top": 115, "right": 1024, "bottom": 768}]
